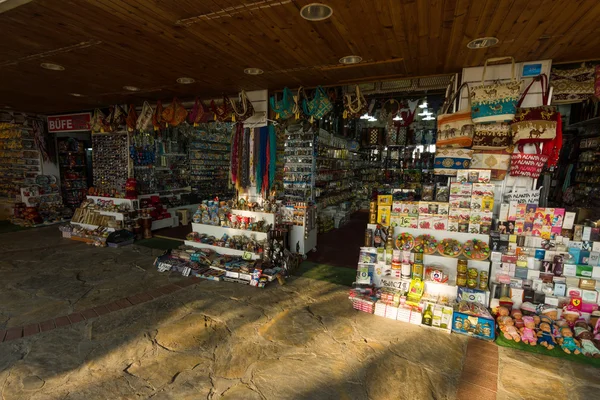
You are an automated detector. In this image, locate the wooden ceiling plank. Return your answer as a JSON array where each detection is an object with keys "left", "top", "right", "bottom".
[
  {"left": 400, "top": 0, "right": 421, "bottom": 75},
  {"left": 437, "top": 0, "right": 458, "bottom": 74},
  {"left": 465, "top": 0, "right": 501, "bottom": 67},
  {"left": 387, "top": 0, "right": 413, "bottom": 75},
  {"left": 442, "top": 0, "right": 470, "bottom": 72},
  {"left": 469, "top": 0, "right": 515, "bottom": 67}
]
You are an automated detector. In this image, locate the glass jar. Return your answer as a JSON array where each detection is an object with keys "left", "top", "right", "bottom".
[
  {"left": 457, "top": 259, "right": 468, "bottom": 274},
  {"left": 457, "top": 273, "right": 467, "bottom": 287}
]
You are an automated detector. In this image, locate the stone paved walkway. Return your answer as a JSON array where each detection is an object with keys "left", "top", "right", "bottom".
[{"left": 0, "top": 228, "right": 599, "bottom": 399}]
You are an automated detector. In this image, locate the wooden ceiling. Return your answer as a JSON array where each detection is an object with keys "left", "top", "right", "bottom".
[{"left": 1, "top": 0, "right": 600, "bottom": 114}]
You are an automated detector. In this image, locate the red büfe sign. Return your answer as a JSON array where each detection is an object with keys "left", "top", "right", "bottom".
[{"left": 47, "top": 112, "right": 91, "bottom": 132}]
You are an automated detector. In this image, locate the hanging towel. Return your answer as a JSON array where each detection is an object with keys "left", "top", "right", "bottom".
[
  {"left": 240, "top": 128, "right": 250, "bottom": 189},
  {"left": 249, "top": 128, "right": 256, "bottom": 186},
  {"left": 230, "top": 123, "right": 243, "bottom": 187},
  {"left": 262, "top": 131, "right": 271, "bottom": 195}
]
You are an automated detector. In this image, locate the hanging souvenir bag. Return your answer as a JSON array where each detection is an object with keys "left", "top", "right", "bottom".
[
  {"left": 270, "top": 87, "right": 294, "bottom": 120},
  {"left": 107, "top": 104, "right": 127, "bottom": 132},
  {"left": 136, "top": 101, "right": 154, "bottom": 132},
  {"left": 472, "top": 122, "right": 512, "bottom": 150},
  {"left": 437, "top": 82, "right": 474, "bottom": 148},
  {"left": 434, "top": 148, "right": 474, "bottom": 176},
  {"left": 152, "top": 100, "right": 166, "bottom": 131},
  {"left": 470, "top": 147, "right": 513, "bottom": 181},
  {"left": 551, "top": 64, "right": 595, "bottom": 104},
  {"left": 511, "top": 74, "right": 558, "bottom": 144},
  {"left": 91, "top": 108, "right": 110, "bottom": 133},
  {"left": 188, "top": 97, "right": 208, "bottom": 126},
  {"left": 471, "top": 57, "right": 522, "bottom": 123},
  {"left": 161, "top": 97, "right": 187, "bottom": 126},
  {"left": 126, "top": 104, "right": 138, "bottom": 132},
  {"left": 344, "top": 85, "right": 367, "bottom": 119},
  {"left": 302, "top": 86, "right": 333, "bottom": 120},
  {"left": 211, "top": 96, "right": 232, "bottom": 122},
  {"left": 509, "top": 143, "right": 549, "bottom": 179},
  {"left": 229, "top": 90, "right": 255, "bottom": 122}
]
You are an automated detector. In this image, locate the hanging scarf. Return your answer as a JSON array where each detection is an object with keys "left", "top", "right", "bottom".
[
  {"left": 240, "top": 128, "right": 250, "bottom": 189},
  {"left": 256, "top": 126, "right": 268, "bottom": 194},
  {"left": 249, "top": 128, "right": 256, "bottom": 186},
  {"left": 268, "top": 124, "right": 276, "bottom": 191},
  {"left": 230, "top": 123, "right": 243, "bottom": 187},
  {"left": 262, "top": 131, "right": 271, "bottom": 195}
]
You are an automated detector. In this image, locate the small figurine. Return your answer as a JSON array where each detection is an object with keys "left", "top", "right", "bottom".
[
  {"left": 499, "top": 316, "right": 521, "bottom": 342},
  {"left": 520, "top": 316, "right": 537, "bottom": 346},
  {"left": 512, "top": 308, "right": 524, "bottom": 330},
  {"left": 559, "top": 327, "right": 582, "bottom": 354},
  {"left": 537, "top": 317, "right": 556, "bottom": 350},
  {"left": 575, "top": 328, "right": 600, "bottom": 358}
]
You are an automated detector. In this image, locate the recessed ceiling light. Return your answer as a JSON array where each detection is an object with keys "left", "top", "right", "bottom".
[
  {"left": 176, "top": 77, "right": 195, "bottom": 84},
  {"left": 467, "top": 37, "right": 499, "bottom": 49},
  {"left": 419, "top": 100, "right": 428, "bottom": 109},
  {"left": 40, "top": 62, "right": 65, "bottom": 71},
  {"left": 244, "top": 68, "right": 264, "bottom": 75},
  {"left": 393, "top": 115, "right": 403, "bottom": 121},
  {"left": 339, "top": 55, "right": 362, "bottom": 65},
  {"left": 123, "top": 86, "right": 140, "bottom": 92},
  {"left": 300, "top": 3, "right": 333, "bottom": 21},
  {"left": 70, "top": 93, "right": 84, "bottom": 97}
]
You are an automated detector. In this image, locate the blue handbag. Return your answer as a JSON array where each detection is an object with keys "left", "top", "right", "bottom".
[
  {"left": 471, "top": 57, "right": 523, "bottom": 124},
  {"left": 270, "top": 87, "right": 294, "bottom": 120}
]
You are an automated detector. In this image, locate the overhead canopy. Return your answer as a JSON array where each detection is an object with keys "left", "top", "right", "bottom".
[{"left": 1, "top": 0, "right": 600, "bottom": 114}]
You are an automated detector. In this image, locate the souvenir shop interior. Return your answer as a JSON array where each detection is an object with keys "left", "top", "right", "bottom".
[{"left": 3, "top": 32, "right": 600, "bottom": 362}]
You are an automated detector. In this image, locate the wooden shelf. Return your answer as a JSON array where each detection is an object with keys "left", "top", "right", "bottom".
[{"left": 184, "top": 240, "right": 261, "bottom": 260}]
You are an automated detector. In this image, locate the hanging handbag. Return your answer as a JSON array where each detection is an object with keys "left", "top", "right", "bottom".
[
  {"left": 471, "top": 57, "right": 522, "bottom": 123},
  {"left": 126, "top": 104, "right": 138, "bottom": 132},
  {"left": 107, "top": 105, "right": 127, "bottom": 132},
  {"left": 472, "top": 122, "right": 512, "bottom": 150},
  {"left": 152, "top": 100, "right": 166, "bottom": 131},
  {"left": 270, "top": 87, "right": 295, "bottom": 120},
  {"left": 229, "top": 90, "right": 255, "bottom": 122},
  {"left": 511, "top": 74, "right": 558, "bottom": 144},
  {"left": 509, "top": 143, "right": 549, "bottom": 179},
  {"left": 434, "top": 148, "right": 473, "bottom": 176},
  {"left": 211, "top": 96, "right": 232, "bottom": 122},
  {"left": 136, "top": 101, "right": 154, "bottom": 132},
  {"left": 437, "top": 83, "right": 474, "bottom": 148},
  {"left": 188, "top": 97, "right": 208, "bottom": 125},
  {"left": 302, "top": 86, "right": 333, "bottom": 120},
  {"left": 550, "top": 64, "right": 595, "bottom": 104},
  {"left": 90, "top": 108, "right": 110, "bottom": 133},
  {"left": 470, "top": 147, "right": 513, "bottom": 181},
  {"left": 162, "top": 97, "right": 187, "bottom": 126},
  {"left": 344, "top": 85, "right": 367, "bottom": 119}
]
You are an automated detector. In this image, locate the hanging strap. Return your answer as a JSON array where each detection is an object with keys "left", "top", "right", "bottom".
[
  {"left": 441, "top": 82, "right": 471, "bottom": 114},
  {"left": 516, "top": 74, "right": 549, "bottom": 107},
  {"left": 230, "top": 90, "right": 249, "bottom": 116},
  {"left": 517, "top": 142, "right": 542, "bottom": 155},
  {"left": 482, "top": 56, "right": 516, "bottom": 85},
  {"left": 345, "top": 85, "right": 366, "bottom": 113}
]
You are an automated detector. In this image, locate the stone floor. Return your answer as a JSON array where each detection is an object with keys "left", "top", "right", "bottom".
[{"left": 0, "top": 227, "right": 598, "bottom": 399}]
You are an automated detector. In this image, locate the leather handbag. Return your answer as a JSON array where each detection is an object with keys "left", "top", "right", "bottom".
[
  {"left": 471, "top": 57, "right": 522, "bottom": 123},
  {"left": 437, "top": 82, "right": 474, "bottom": 148},
  {"left": 470, "top": 147, "right": 513, "bottom": 181},
  {"left": 344, "top": 85, "right": 367, "bottom": 119},
  {"left": 434, "top": 148, "right": 474, "bottom": 176},
  {"left": 229, "top": 90, "right": 255, "bottom": 122},
  {"left": 136, "top": 101, "right": 154, "bottom": 132},
  {"left": 510, "top": 143, "right": 548, "bottom": 179},
  {"left": 302, "top": 86, "right": 333, "bottom": 121},
  {"left": 152, "top": 100, "right": 166, "bottom": 131},
  {"left": 211, "top": 97, "right": 232, "bottom": 122},
  {"left": 511, "top": 74, "right": 558, "bottom": 144},
  {"left": 162, "top": 97, "right": 187, "bottom": 126},
  {"left": 126, "top": 104, "right": 137, "bottom": 132},
  {"left": 472, "top": 122, "right": 512, "bottom": 150},
  {"left": 91, "top": 108, "right": 110, "bottom": 133},
  {"left": 270, "top": 87, "right": 295, "bottom": 120}
]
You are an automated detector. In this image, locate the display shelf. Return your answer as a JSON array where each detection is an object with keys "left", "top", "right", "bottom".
[
  {"left": 570, "top": 116, "right": 600, "bottom": 128},
  {"left": 152, "top": 217, "right": 176, "bottom": 230},
  {"left": 184, "top": 240, "right": 261, "bottom": 260},
  {"left": 191, "top": 223, "right": 268, "bottom": 240},
  {"left": 70, "top": 221, "right": 116, "bottom": 232},
  {"left": 87, "top": 196, "right": 139, "bottom": 208},
  {"left": 98, "top": 210, "right": 126, "bottom": 220}
]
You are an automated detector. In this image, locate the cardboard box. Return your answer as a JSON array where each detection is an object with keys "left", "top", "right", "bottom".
[
  {"left": 554, "top": 283, "right": 567, "bottom": 297},
  {"left": 582, "top": 290, "right": 598, "bottom": 303},
  {"left": 564, "top": 264, "right": 577, "bottom": 277},
  {"left": 593, "top": 267, "right": 600, "bottom": 279},
  {"left": 378, "top": 195, "right": 392, "bottom": 206},
  {"left": 580, "top": 278, "right": 597, "bottom": 290},
  {"left": 566, "top": 276, "right": 581, "bottom": 287},
  {"left": 577, "top": 265, "right": 594, "bottom": 278},
  {"left": 377, "top": 205, "right": 391, "bottom": 227},
  {"left": 451, "top": 310, "right": 495, "bottom": 341},
  {"left": 545, "top": 296, "right": 559, "bottom": 306},
  {"left": 567, "top": 287, "right": 583, "bottom": 298},
  {"left": 450, "top": 182, "right": 472, "bottom": 196}
]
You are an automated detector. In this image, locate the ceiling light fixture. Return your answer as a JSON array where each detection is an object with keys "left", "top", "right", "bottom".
[
  {"left": 244, "top": 68, "right": 264, "bottom": 75},
  {"left": 300, "top": 3, "right": 333, "bottom": 21},
  {"left": 393, "top": 115, "right": 403, "bottom": 121},
  {"left": 40, "top": 62, "right": 65, "bottom": 71},
  {"left": 419, "top": 100, "right": 428, "bottom": 109},
  {"left": 360, "top": 112, "right": 370, "bottom": 120},
  {"left": 339, "top": 55, "right": 362, "bottom": 65},
  {"left": 123, "top": 86, "right": 140, "bottom": 92},
  {"left": 467, "top": 37, "right": 499, "bottom": 49},
  {"left": 176, "top": 77, "right": 195, "bottom": 84},
  {"left": 367, "top": 116, "right": 377, "bottom": 122},
  {"left": 418, "top": 109, "right": 433, "bottom": 116},
  {"left": 69, "top": 93, "right": 84, "bottom": 97},
  {"left": 423, "top": 115, "right": 436, "bottom": 121}
]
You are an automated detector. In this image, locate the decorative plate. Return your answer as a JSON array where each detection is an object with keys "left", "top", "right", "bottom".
[
  {"left": 437, "top": 238, "right": 462, "bottom": 257},
  {"left": 395, "top": 233, "right": 415, "bottom": 251},
  {"left": 414, "top": 234, "right": 438, "bottom": 254},
  {"left": 463, "top": 239, "right": 490, "bottom": 260}
]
